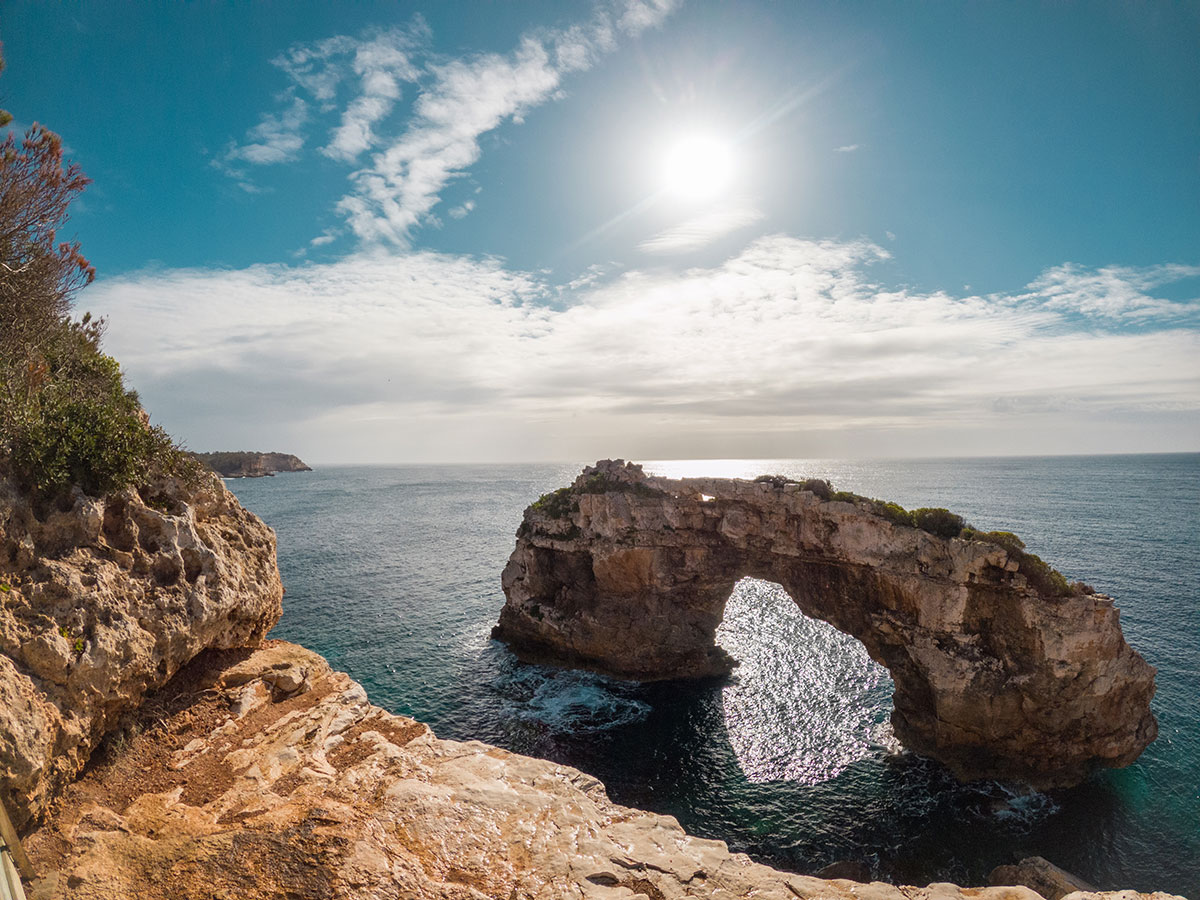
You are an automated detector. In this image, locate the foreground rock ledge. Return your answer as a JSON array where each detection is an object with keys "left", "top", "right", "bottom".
[
  {"left": 24, "top": 641, "right": 1183, "bottom": 900},
  {"left": 494, "top": 461, "right": 1158, "bottom": 788}
]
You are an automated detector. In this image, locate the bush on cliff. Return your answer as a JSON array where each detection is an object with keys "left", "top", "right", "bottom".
[
  {"left": 531, "top": 486, "right": 576, "bottom": 518},
  {"left": 910, "top": 507, "right": 966, "bottom": 539},
  {"left": 0, "top": 58, "right": 194, "bottom": 498}
]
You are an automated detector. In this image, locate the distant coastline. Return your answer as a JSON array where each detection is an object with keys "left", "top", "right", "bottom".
[{"left": 191, "top": 451, "right": 312, "bottom": 478}]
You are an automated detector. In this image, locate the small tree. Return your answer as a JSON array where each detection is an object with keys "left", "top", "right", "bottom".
[
  {"left": 0, "top": 47, "right": 193, "bottom": 497},
  {"left": 0, "top": 51, "right": 95, "bottom": 360}
]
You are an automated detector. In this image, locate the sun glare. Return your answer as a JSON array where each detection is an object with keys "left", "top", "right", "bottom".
[{"left": 660, "top": 134, "right": 735, "bottom": 202}]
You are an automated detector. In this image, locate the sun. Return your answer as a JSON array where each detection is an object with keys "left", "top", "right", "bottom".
[{"left": 660, "top": 134, "right": 735, "bottom": 202}]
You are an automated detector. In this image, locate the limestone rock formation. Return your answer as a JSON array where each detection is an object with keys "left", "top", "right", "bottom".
[
  {"left": 190, "top": 451, "right": 312, "bottom": 478},
  {"left": 495, "top": 460, "right": 1158, "bottom": 788},
  {"left": 0, "top": 472, "right": 283, "bottom": 830},
  {"left": 23, "top": 641, "right": 1184, "bottom": 900}
]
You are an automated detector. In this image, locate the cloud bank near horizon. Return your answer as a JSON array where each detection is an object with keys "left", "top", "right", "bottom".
[{"left": 86, "top": 236, "right": 1200, "bottom": 461}]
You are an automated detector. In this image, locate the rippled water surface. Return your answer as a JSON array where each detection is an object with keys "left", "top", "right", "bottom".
[{"left": 227, "top": 454, "right": 1199, "bottom": 896}]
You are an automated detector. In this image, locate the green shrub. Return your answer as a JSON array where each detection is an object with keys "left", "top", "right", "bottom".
[
  {"left": 576, "top": 472, "right": 662, "bottom": 497},
  {"left": 2, "top": 331, "right": 193, "bottom": 497},
  {"left": 0, "top": 108, "right": 195, "bottom": 499},
  {"left": 911, "top": 507, "right": 966, "bottom": 539},
  {"left": 800, "top": 478, "right": 833, "bottom": 500},
  {"left": 1017, "top": 551, "right": 1072, "bottom": 597},
  {"left": 960, "top": 528, "right": 1079, "bottom": 597},
  {"left": 530, "top": 486, "right": 576, "bottom": 518},
  {"left": 869, "top": 499, "right": 915, "bottom": 527},
  {"left": 962, "top": 529, "right": 1025, "bottom": 553}
]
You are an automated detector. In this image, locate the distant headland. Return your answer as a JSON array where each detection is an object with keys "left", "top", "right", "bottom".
[{"left": 190, "top": 451, "right": 312, "bottom": 478}]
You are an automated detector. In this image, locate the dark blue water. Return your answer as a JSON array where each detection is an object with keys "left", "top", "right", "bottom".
[{"left": 227, "top": 455, "right": 1199, "bottom": 896}]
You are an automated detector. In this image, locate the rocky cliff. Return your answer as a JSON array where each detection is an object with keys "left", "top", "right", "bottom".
[
  {"left": 0, "top": 472, "right": 283, "bottom": 831},
  {"left": 0, "top": 465, "right": 1180, "bottom": 899},
  {"left": 191, "top": 451, "right": 312, "bottom": 478},
  {"left": 495, "top": 460, "right": 1158, "bottom": 788}
]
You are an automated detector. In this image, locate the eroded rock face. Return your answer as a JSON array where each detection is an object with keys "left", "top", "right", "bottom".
[
  {"left": 26, "top": 641, "right": 1182, "bottom": 900},
  {"left": 495, "top": 460, "right": 1158, "bottom": 788},
  {"left": 0, "top": 472, "right": 282, "bottom": 830}
]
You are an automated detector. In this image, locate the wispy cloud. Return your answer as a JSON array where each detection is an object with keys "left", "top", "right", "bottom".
[
  {"left": 1021, "top": 262, "right": 1200, "bottom": 320},
  {"left": 337, "top": 1, "right": 680, "bottom": 245},
  {"left": 321, "top": 25, "right": 427, "bottom": 162},
  {"left": 86, "top": 236, "right": 1200, "bottom": 459},
  {"left": 213, "top": 1, "right": 680, "bottom": 242},
  {"left": 834, "top": 143, "right": 860, "bottom": 153},
  {"left": 220, "top": 94, "right": 308, "bottom": 166},
  {"left": 638, "top": 205, "right": 765, "bottom": 254}
]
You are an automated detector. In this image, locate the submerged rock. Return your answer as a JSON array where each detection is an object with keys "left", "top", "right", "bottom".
[
  {"left": 0, "top": 472, "right": 282, "bottom": 830},
  {"left": 494, "top": 460, "right": 1158, "bottom": 788}
]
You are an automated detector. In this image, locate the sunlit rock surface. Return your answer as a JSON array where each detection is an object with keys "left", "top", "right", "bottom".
[
  {"left": 24, "top": 641, "right": 1182, "bottom": 900},
  {"left": 494, "top": 460, "right": 1158, "bottom": 788},
  {"left": 0, "top": 472, "right": 283, "bottom": 830}
]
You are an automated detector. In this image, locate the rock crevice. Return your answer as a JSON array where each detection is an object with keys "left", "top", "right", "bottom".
[{"left": 494, "top": 460, "right": 1158, "bottom": 788}]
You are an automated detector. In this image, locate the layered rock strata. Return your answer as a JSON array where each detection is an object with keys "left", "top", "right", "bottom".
[
  {"left": 495, "top": 460, "right": 1158, "bottom": 788},
  {"left": 23, "top": 641, "right": 1185, "bottom": 900},
  {"left": 0, "top": 473, "right": 283, "bottom": 830}
]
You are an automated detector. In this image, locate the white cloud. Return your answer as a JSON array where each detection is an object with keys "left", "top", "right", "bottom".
[
  {"left": 639, "top": 205, "right": 765, "bottom": 253},
  {"left": 85, "top": 236, "right": 1200, "bottom": 460},
  {"left": 214, "top": 3, "right": 681, "bottom": 243},
  {"left": 335, "top": 1, "right": 681, "bottom": 245},
  {"left": 618, "top": 0, "right": 679, "bottom": 34},
  {"left": 448, "top": 200, "right": 475, "bottom": 219},
  {"left": 322, "top": 26, "right": 426, "bottom": 162},
  {"left": 221, "top": 94, "right": 309, "bottom": 167},
  {"left": 272, "top": 35, "right": 360, "bottom": 105},
  {"left": 834, "top": 143, "right": 860, "bottom": 153},
  {"left": 1021, "top": 262, "right": 1200, "bottom": 320}
]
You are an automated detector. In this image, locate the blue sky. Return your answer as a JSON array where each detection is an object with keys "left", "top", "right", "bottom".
[{"left": 2, "top": 1, "right": 1198, "bottom": 462}]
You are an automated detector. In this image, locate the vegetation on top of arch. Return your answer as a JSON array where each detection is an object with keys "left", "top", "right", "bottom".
[{"left": 752, "top": 474, "right": 1090, "bottom": 597}]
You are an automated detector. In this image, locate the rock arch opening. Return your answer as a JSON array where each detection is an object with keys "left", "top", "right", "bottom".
[
  {"left": 495, "top": 460, "right": 1157, "bottom": 787},
  {"left": 716, "top": 577, "right": 893, "bottom": 784}
]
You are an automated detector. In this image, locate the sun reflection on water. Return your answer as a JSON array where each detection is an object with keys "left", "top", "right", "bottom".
[{"left": 716, "top": 577, "right": 897, "bottom": 785}]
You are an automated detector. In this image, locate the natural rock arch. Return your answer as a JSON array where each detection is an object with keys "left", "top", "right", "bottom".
[{"left": 494, "top": 460, "right": 1157, "bottom": 788}]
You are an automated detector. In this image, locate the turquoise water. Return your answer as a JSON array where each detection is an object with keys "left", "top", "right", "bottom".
[{"left": 227, "top": 454, "right": 1199, "bottom": 896}]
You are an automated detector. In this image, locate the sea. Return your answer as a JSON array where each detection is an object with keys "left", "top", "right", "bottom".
[{"left": 225, "top": 454, "right": 1199, "bottom": 896}]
